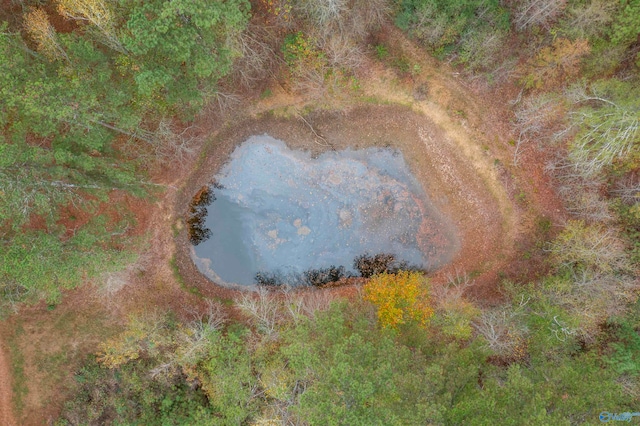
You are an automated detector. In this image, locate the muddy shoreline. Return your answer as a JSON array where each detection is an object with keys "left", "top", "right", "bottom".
[{"left": 173, "top": 104, "right": 505, "bottom": 296}]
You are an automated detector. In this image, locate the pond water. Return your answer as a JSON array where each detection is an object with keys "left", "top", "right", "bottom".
[{"left": 191, "top": 135, "right": 457, "bottom": 287}]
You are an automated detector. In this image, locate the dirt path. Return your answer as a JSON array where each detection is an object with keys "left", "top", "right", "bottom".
[{"left": 0, "top": 336, "right": 16, "bottom": 426}]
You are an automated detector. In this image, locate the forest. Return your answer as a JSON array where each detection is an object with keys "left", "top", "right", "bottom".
[{"left": 0, "top": 0, "right": 639, "bottom": 424}]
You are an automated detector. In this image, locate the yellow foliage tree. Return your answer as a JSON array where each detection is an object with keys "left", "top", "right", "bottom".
[
  {"left": 363, "top": 271, "right": 433, "bottom": 329},
  {"left": 57, "top": 0, "right": 125, "bottom": 53},
  {"left": 23, "top": 8, "right": 68, "bottom": 61},
  {"left": 57, "top": 0, "right": 112, "bottom": 29},
  {"left": 95, "top": 313, "right": 172, "bottom": 369}
]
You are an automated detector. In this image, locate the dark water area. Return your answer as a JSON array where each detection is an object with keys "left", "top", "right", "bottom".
[{"left": 190, "top": 135, "right": 457, "bottom": 287}]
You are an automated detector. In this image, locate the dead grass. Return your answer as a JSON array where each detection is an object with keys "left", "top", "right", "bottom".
[{"left": 0, "top": 285, "right": 122, "bottom": 425}]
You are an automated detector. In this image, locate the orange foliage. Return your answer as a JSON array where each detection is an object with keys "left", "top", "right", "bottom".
[
  {"left": 23, "top": 8, "right": 66, "bottom": 61},
  {"left": 363, "top": 271, "right": 433, "bottom": 329},
  {"left": 521, "top": 38, "right": 591, "bottom": 89}
]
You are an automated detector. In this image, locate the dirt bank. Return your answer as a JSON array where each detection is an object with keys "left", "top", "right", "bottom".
[
  {"left": 172, "top": 26, "right": 566, "bottom": 300},
  {"left": 173, "top": 102, "right": 512, "bottom": 297},
  {"left": 0, "top": 336, "right": 16, "bottom": 426}
]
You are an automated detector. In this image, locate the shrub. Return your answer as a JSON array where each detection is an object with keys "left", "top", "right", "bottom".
[
  {"left": 550, "top": 220, "right": 630, "bottom": 274},
  {"left": 363, "top": 271, "right": 433, "bottom": 329},
  {"left": 301, "top": 265, "right": 350, "bottom": 287},
  {"left": 187, "top": 185, "right": 215, "bottom": 245},
  {"left": 255, "top": 271, "right": 286, "bottom": 287},
  {"left": 353, "top": 253, "right": 423, "bottom": 278}
]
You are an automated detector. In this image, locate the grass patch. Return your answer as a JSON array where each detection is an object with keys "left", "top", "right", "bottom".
[
  {"left": 5, "top": 301, "right": 123, "bottom": 421},
  {"left": 7, "top": 321, "right": 26, "bottom": 416},
  {"left": 169, "top": 256, "right": 234, "bottom": 306},
  {"left": 34, "top": 349, "right": 68, "bottom": 385},
  {"left": 170, "top": 255, "right": 203, "bottom": 299}
]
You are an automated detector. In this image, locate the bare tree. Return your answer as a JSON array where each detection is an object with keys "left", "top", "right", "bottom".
[
  {"left": 432, "top": 269, "right": 474, "bottom": 309},
  {"left": 543, "top": 269, "right": 638, "bottom": 338},
  {"left": 151, "top": 119, "right": 199, "bottom": 162},
  {"left": 459, "top": 28, "right": 506, "bottom": 73},
  {"left": 546, "top": 152, "right": 614, "bottom": 223},
  {"left": 282, "top": 287, "right": 332, "bottom": 323},
  {"left": 563, "top": 83, "right": 640, "bottom": 178},
  {"left": 236, "top": 287, "right": 283, "bottom": 338},
  {"left": 318, "top": 32, "right": 366, "bottom": 71},
  {"left": 295, "top": 0, "right": 348, "bottom": 29},
  {"left": 118, "top": 118, "right": 200, "bottom": 166},
  {"left": 512, "top": 93, "right": 563, "bottom": 164},
  {"left": 150, "top": 301, "right": 228, "bottom": 378},
  {"left": 57, "top": 0, "right": 127, "bottom": 53},
  {"left": 565, "top": 0, "right": 615, "bottom": 38},
  {"left": 407, "top": 3, "right": 447, "bottom": 48},
  {"left": 0, "top": 280, "right": 30, "bottom": 315},
  {"left": 473, "top": 306, "right": 528, "bottom": 356},
  {"left": 513, "top": 0, "right": 567, "bottom": 32},
  {"left": 176, "top": 300, "right": 227, "bottom": 366},
  {"left": 232, "top": 24, "right": 283, "bottom": 89},
  {"left": 611, "top": 174, "right": 640, "bottom": 205},
  {"left": 189, "top": 299, "right": 228, "bottom": 333},
  {"left": 561, "top": 186, "right": 614, "bottom": 222}
]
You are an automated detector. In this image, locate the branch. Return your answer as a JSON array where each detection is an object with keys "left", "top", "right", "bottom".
[{"left": 296, "top": 113, "right": 331, "bottom": 148}]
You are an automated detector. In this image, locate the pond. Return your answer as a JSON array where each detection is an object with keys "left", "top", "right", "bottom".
[{"left": 190, "top": 135, "right": 457, "bottom": 287}]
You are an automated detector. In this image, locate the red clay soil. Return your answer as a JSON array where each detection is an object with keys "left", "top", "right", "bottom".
[{"left": 0, "top": 340, "right": 16, "bottom": 426}]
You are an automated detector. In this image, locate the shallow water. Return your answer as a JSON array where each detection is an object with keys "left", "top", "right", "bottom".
[{"left": 191, "top": 135, "right": 456, "bottom": 286}]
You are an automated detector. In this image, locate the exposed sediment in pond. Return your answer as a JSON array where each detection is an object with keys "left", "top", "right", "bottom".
[{"left": 190, "top": 135, "right": 459, "bottom": 287}]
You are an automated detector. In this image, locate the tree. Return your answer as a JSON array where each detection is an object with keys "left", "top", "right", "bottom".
[
  {"left": 512, "top": 0, "right": 567, "bottom": 32},
  {"left": 363, "top": 271, "right": 434, "bottom": 329},
  {"left": 550, "top": 220, "right": 630, "bottom": 274},
  {"left": 281, "top": 301, "right": 447, "bottom": 424},
  {"left": 564, "top": 80, "right": 640, "bottom": 177},
  {"left": 23, "top": 8, "right": 69, "bottom": 61},
  {"left": 95, "top": 311, "right": 175, "bottom": 369},
  {"left": 520, "top": 38, "right": 591, "bottom": 90},
  {"left": 545, "top": 220, "right": 637, "bottom": 333},
  {"left": 563, "top": 0, "right": 615, "bottom": 39},
  {"left": 448, "top": 356, "right": 632, "bottom": 425},
  {"left": 0, "top": 0, "right": 250, "bottom": 311},
  {"left": 396, "top": 0, "right": 509, "bottom": 55},
  {"left": 610, "top": 0, "right": 640, "bottom": 48},
  {"left": 120, "top": 0, "right": 249, "bottom": 105},
  {"left": 57, "top": 0, "right": 125, "bottom": 53},
  {"left": 198, "top": 329, "right": 260, "bottom": 424}
]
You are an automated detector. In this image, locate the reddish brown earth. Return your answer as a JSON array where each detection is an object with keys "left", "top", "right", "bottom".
[
  {"left": 0, "top": 340, "right": 16, "bottom": 426},
  {"left": 0, "top": 24, "right": 569, "bottom": 424}
]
